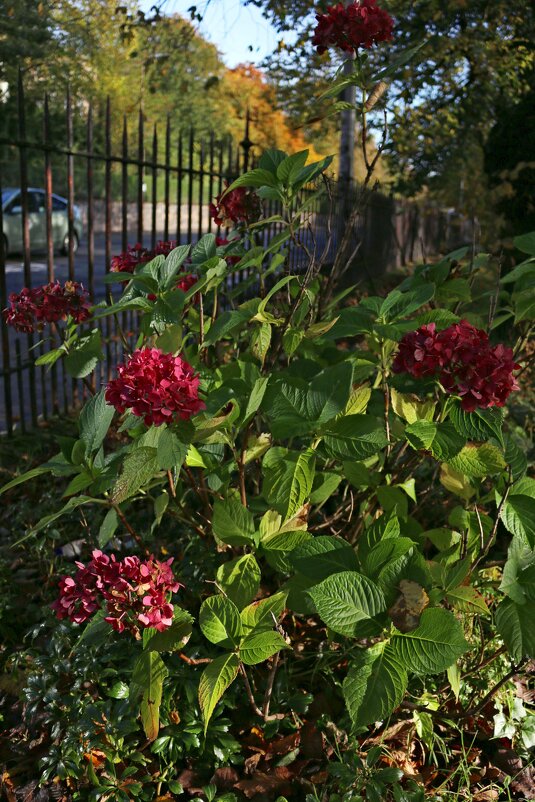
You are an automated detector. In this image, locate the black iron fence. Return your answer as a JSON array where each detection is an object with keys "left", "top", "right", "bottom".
[{"left": 0, "top": 75, "right": 473, "bottom": 435}]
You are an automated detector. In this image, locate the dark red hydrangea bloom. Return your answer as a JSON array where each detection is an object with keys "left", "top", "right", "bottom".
[
  {"left": 147, "top": 273, "right": 198, "bottom": 303},
  {"left": 392, "top": 323, "right": 445, "bottom": 378},
  {"left": 110, "top": 243, "right": 150, "bottom": 274},
  {"left": 52, "top": 549, "right": 181, "bottom": 635},
  {"left": 312, "top": 0, "right": 394, "bottom": 54},
  {"left": 153, "top": 240, "right": 178, "bottom": 258},
  {"left": 216, "top": 236, "right": 241, "bottom": 266},
  {"left": 3, "top": 280, "right": 91, "bottom": 333},
  {"left": 176, "top": 273, "right": 198, "bottom": 293},
  {"left": 105, "top": 347, "right": 205, "bottom": 426},
  {"left": 210, "top": 183, "right": 262, "bottom": 228},
  {"left": 110, "top": 240, "right": 178, "bottom": 274},
  {"left": 393, "top": 320, "right": 520, "bottom": 412}
]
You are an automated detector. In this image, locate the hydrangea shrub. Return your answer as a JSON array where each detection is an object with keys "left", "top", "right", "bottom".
[{"left": 1, "top": 6, "right": 535, "bottom": 798}]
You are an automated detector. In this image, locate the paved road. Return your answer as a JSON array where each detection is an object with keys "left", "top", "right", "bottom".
[{"left": 4, "top": 231, "right": 189, "bottom": 302}]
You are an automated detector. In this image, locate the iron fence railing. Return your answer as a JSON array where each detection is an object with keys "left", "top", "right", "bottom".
[{"left": 0, "top": 74, "right": 473, "bottom": 434}]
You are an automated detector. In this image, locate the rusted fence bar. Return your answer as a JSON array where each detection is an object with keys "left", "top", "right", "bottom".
[{"left": 151, "top": 124, "right": 158, "bottom": 250}]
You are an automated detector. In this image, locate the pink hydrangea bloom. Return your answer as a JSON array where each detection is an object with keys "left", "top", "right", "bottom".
[
  {"left": 52, "top": 549, "right": 181, "bottom": 635},
  {"left": 393, "top": 320, "right": 520, "bottom": 411},
  {"left": 105, "top": 347, "right": 205, "bottom": 426}
]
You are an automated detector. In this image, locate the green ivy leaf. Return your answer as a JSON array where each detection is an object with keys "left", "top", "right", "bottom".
[
  {"left": 307, "top": 571, "right": 387, "bottom": 638},
  {"left": 343, "top": 642, "right": 408, "bottom": 728},
  {"left": 390, "top": 608, "right": 469, "bottom": 675},
  {"left": 198, "top": 653, "right": 240, "bottom": 733}
]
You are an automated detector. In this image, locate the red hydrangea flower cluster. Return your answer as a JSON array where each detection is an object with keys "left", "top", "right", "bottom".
[
  {"left": 105, "top": 347, "right": 205, "bottom": 426},
  {"left": 3, "top": 281, "right": 91, "bottom": 333},
  {"left": 393, "top": 320, "right": 520, "bottom": 412},
  {"left": 110, "top": 240, "right": 178, "bottom": 274},
  {"left": 52, "top": 549, "right": 181, "bottom": 635},
  {"left": 210, "top": 183, "right": 262, "bottom": 228},
  {"left": 312, "top": 0, "right": 394, "bottom": 54},
  {"left": 111, "top": 240, "right": 197, "bottom": 301}
]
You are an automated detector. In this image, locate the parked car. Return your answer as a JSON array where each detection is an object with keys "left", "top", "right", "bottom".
[{"left": 1, "top": 188, "right": 83, "bottom": 256}]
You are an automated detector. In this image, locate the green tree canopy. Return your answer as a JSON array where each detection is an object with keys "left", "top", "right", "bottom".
[{"left": 257, "top": 0, "right": 535, "bottom": 207}]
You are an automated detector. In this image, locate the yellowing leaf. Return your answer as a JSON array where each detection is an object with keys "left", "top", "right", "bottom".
[
  {"left": 391, "top": 388, "right": 436, "bottom": 424},
  {"left": 440, "top": 464, "right": 474, "bottom": 500}
]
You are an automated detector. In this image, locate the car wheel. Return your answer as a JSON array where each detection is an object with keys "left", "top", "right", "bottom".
[{"left": 61, "top": 231, "right": 79, "bottom": 256}]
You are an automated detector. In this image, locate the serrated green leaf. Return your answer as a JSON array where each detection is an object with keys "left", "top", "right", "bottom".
[
  {"left": 380, "top": 284, "right": 434, "bottom": 322},
  {"left": 307, "top": 571, "right": 386, "bottom": 638},
  {"left": 239, "top": 631, "right": 289, "bottom": 665},
  {"left": 500, "top": 537, "right": 535, "bottom": 604},
  {"left": 448, "top": 443, "right": 506, "bottom": 478},
  {"left": 156, "top": 427, "right": 189, "bottom": 471},
  {"left": 291, "top": 535, "right": 358, "bottom": 581},
  {"left": 131, "top": 651, "right": 168, "bottom": 741},
  {"left": 390, "top": 608, "right": 468, "bottom": 675},
  {"left": 212, "top": 498, "right": 256, "bottom": 546},
  {"left": 98, "top": 507, "right": 119, "bottom": 547},
  {"left": 64, "top": 330, "right": 103, "bottom": 378},
  {"left": 199, "top": 595, "right": 242, "bottom": 647},
  {"left": 216, "top": 554, "right": 261, "bottom": 610},
  {"left": 142, "top": 608, "right": 193, "bottom": 652},
  {"left": 241, "top": 592, "right": 288, "bottom": 633},
  {"left": 496, "top": 598, "right": 535, "bottom": 661},
  {"left": 79, "top": 390, "right": 115, "bottom": 454},
  {"left": 390, "top": 389, "right": 435, "bottom": 424},
  {"left": 449, "top": 404, "right": 505, "bottom": 446},
  {"left": 500, "top": 495, "right": 535, "bottom": 547},
  {"left": 112, "top": 446, "right": 159, "bottom": 503},
  {"left": 198, "top": 653, "right": 239, "bottom": 733},
  {"left": 343, "top": 642, "right": 407, "bottom": 727},
  {"left": 323, "top": 415, "right": 387, "bottom": 461},
  {"left": 405, "top": 421, "right": 464, "bottom": 461},
  {"left": 445, "top": 585, "right": 489, "bottom": 615}
]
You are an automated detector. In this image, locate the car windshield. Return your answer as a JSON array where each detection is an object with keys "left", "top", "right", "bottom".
[{"left": 1, "top": 189, "right": 17, "bottom": 206}]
